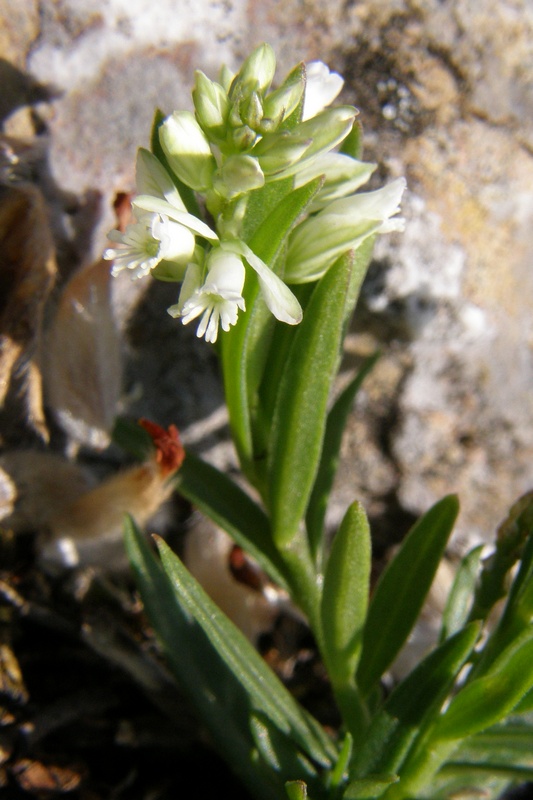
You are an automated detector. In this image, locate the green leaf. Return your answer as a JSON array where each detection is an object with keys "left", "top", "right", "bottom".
[
  {"left": 111, "top": 416, "right": 153, "bottom": 460},
  {"left": 154, "top": 535, "right": 337, "bottom": 767},
  {"left": 356, "top": 495, "right": 460, "bottom": 696},
  {"left": 174, "top": 450, "right": 288, "bottom": 589},
  {"left": 470, "top": 502, "right": 533, "bottom": 677},
  {"left": 438, "top": 762, "right": 533, "bottom": 781},
  {"left": 434, "top": 626, "right": 533, "bottom": 740},
  {"left": 320, "top": 502, "right": 371, "bottom": 685},
  {"left": 340, "top": 120, "right": 364, "bottom": 161},
  {"left": 468, "top": 490, "right": 533, "bottom": 624},
  {"left": 123, "top": 515, "right": 281, "bottom": 800},
  {"left": 285, "top": 780, "right": 308, "bottom": 800},
  {"left": 343, "top": 774, "right": 399, "bottom": 799},
  {"left": 267, "top": 251, "right": 357, "bottom": 547},
  {"left": 250, "top": 712, "right": 320, "bottom": 785},
  {"left": 449, "top": 723, "right": 533, "bottom": 767},
  {"left": 350, "top": 623, "right": 480, "bottom": 778},
  {"left": 306, "top": 352, "right": 379, "bottom": 564},
  {"left": 220, "top": 177, "right": 324, "bottom": 478},
  {"left": 439, "top": 545, "right": 484, "bottom": 643}
]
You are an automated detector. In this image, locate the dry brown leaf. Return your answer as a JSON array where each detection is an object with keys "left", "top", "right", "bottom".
[
  {"left": 43, "top": 255, "right": 122, "bottom": 450},
  {"left": 0, "top": 182, "right": 56, "bottom": 439}
]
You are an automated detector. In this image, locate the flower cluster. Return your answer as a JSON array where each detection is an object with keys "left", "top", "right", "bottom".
[{"left": 104, "top": 44, "right": 405, "bottom": 343}]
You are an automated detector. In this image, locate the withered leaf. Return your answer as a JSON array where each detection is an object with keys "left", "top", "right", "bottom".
[
  {"left": 0, "top": 182, "right": 56, "bottom": 437},
  {"left": 43, "top": 256, "right": 122, "bottom": 451}
]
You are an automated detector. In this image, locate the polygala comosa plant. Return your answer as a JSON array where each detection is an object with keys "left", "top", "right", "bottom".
[{"left": 104, "top": 44, "right": 533, "bottom": 800}]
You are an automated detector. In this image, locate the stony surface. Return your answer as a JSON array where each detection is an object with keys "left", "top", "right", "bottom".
[{"left": 1, "top": 0, "right": 532, "bottom": 554}]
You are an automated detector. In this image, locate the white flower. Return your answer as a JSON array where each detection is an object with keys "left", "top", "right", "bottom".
[
  {"left": 302, "top": 61, "right": 344, "bottom": 121},
  {"left": 159, "top": 110, "right": 216, "bottom": 191},
  {"left": 104, "top": 211, "right": 196, "bottom": 280},
  {"left": 293, "top": 152, "right": 376, "bottom": 210},
  {"left": 285, "top": 178, "right": 407, "bottom": 283},
  {"left": 223, "top": 239, "right": 302, "bottom": 325},
  {"left": 169, "top": 249, "right": 246, "bottom": 343}
]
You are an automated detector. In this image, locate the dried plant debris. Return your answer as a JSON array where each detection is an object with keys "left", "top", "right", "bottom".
[
  {"left": 0, "top": 181, "right": 56, "bottom": 443},
  {"left": 43, "top": 255, "right": 122, "bottom": 451}
]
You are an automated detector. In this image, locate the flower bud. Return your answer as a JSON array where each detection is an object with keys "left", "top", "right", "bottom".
[
  {"left": 159, "top": 110, "right": 216, "bottom": 191},
  {"left": 213, "top": 154, "right": 265, "bottom": 199},
  {"left": 293, "top": 152, "right": 376, "bottom": 210},
  {"left": 278, "top": 106, "right": 357, "bottom": 178},
  {"left": 231, "top": 124, "right": 258, "bottom": 151},
  {"left": 262, "top": 65, "right": 305, "bottom": 128},
  {"left": 240, "top": 90, "right": 264, "bottom": 130},
  {"left": 285, "top": 178, "right": 406, "bottom": 282},
  {"left": 234, "top": 43, "right": 276, "bottom": 94},
  {"left": 252, "top": 131, "right": 311, "bottom": 176},
  {"left": 193, "top": 71, "right": 229, "bottom": 138}
]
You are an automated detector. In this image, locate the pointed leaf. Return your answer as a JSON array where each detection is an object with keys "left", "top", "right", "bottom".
[
  {"left": 350, "top": 623, "right": 480, "bottom": 778},
  {"left": 155, "top": 535, "right": 337, "bottom": 766},
  {"left": 123, "top": 515, "right": 281, "bottom": 800},
  {"left": 250, "top": 712, "right": 319, "bottom": 785},
  {"left": 439, "top": 545, "right": 484, "bottom": 642},
  {"left": 173, "top": 451, "right": 287, "bottom": 589},
  {"left": 357, "top": 495, "right": 460, "bottom": 695},
  {"left": 435, "top": 626, "right": 533, "bottom": 740},
  {"left": 268, "top": 252, "right": 357, "bottom": 547},
  {"left": 220, "top": 177, "right": 324, "bottom": 477},
  {"left": 343, "top": 774, "right": 399, "bottom": 799},
  {"left": 320, "top": 502, "right": 371, "bottom": 684},
  {"left": 307, "top": 352, "right": 379, "bottom": 563}
]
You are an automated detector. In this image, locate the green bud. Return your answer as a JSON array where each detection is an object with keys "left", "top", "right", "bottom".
[
  {"left": 192, "top": 71, "right": 229, "bottom": 138},
  {"left": 159, "top": 110, "right": 217, "bottom": 192},
  {"left": 262, "top": 64, "right": 305, "bottom": 128},
  {"left": 277, "top": 106, "right": 357, "bottom": 178},
  {"left": 240, "top": 90, "right": 264, "bottom": 130},
  {"left": 252, "top": 131, "right": 311, "bottom": 175},
  {"left": 219, "top": 63, "right": 234, "bottom": 93},
  {"left": 231, "top": 124, "right": 258, "bottom": 151},
  {"left": 234, "top": 42, "right": 276, "bottom": 94},
  {"left": 213, "top": 154, "right": 265, "bottom": 199}
]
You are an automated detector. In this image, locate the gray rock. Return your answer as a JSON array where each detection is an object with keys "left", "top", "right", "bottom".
[{"left": 2, "top": 0, "right": 532, "bottom": 555}]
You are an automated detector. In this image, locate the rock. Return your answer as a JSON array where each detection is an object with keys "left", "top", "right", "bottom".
[{"left": 1, "top": 0, "right": 531, "bottom": 557}]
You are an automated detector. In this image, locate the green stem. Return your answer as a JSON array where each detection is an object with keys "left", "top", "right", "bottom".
[
  {"left": 278, "top": 534, "right": 323, "bottom": 637},
  {"left": 329, "top": 678, "right": 370, "bottom": 748},
  {"left": 381, "top": 730, "right": 459, "bottom": 800}
]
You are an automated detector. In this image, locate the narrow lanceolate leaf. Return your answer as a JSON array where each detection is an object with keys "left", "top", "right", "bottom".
[
  {"left": 268, "top": 252, "right": 357, "bottom": 547},
  {"left": 250, "top": 712, "right": 319, "bottom": 786},
  {"left": 320, "top": 502, "right": 371, "bottom": 685},
  {"left": 343, "top": 774, "right": 399, "bottom": 799},
  {"left": 123, "top": 516, "right": 281, "bottom": 800},
  {"left": 448, "top": 723, "right": 533, "bottom": 768},
  {"left": 154, "top": 535, "right": 337, "bottom": 767},
  {"left": 434, "top": 626, "right": 533, "bottom": 740},
  {"left": 306, "top": 352, "right": 379, "bottom": 564},
  {"left": 470, "top": 507, "right": 533, "bottom": 677},
  {"left": 350, "top": 623, "right": 480, "bottom": 779},
  {"left": 439, "top": 545, "right": 484, "bottom": 643},
  {"left": 220, "top": 177, "right": 324, "bottom": 477},
  {"left": 356, "top": 495, "right": 460, "bottom": 696},
  {"left": 468, "top": 490, "right": 533, "bottom": 624},
  {"left": 173, "top": 450, "right": 288, "bottom": 589}
]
